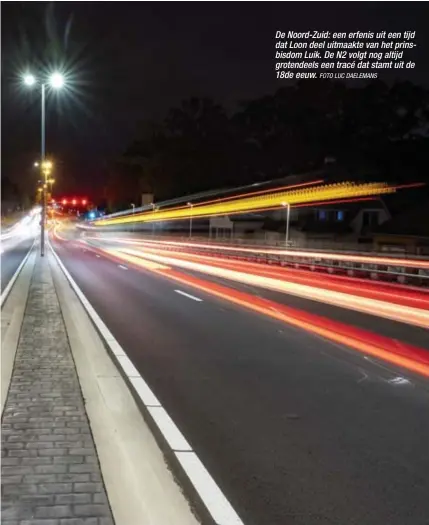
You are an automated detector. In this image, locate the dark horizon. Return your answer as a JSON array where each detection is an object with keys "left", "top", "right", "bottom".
[
  {"left": 2, "top": 2, "right": 429, "bottom": 201},
  {"left": 2, "top": 7, "right": 429, "bottom": 525}
]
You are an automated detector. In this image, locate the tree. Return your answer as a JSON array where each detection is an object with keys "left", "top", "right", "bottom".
[{"left": 115, "top": 80, "right": 429, "bottom": 207}]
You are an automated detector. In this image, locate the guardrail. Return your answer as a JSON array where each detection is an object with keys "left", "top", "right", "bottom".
[
  {"left": 115, "top": 234, "right": 429, "bottom": 287},
  {"left": 78, "top": 225, "right": 429, "bottom": 287}
]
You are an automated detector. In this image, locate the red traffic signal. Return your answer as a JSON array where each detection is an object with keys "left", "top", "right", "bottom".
[{"left": 60, "top": 197, "right": 89, "bottom": 207}]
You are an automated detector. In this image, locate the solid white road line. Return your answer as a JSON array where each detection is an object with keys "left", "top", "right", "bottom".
[
  {"left": 118, "top": 264, "right": 128, "bottom": 270},
  {"left": 175, "top": 289, "right": 203, "bottom": 302},
  {"left": 147, "top": 406, "right": 192, "bottom": 452},
  {"left": 50, "top": 249, "right": 199, "bottom": 525},
  {"left": 49, "top": 243, "right": 244, "bottom": 525},
  {"left": 175, "top": 451, "right": 244, "bottom": 525},
  {"left": 1, "top": 239, "right": 36, "bottom": 308}
]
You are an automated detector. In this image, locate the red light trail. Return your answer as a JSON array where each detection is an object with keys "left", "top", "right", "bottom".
[
  {"left": 77, "top": 237, "right": 429, "bottom": 378},
  {"left": 108, "top": 237, "right": 429, "bottom": 270},
  {"left": 50, "top": 223, "right": 429, "bottom": 377}
]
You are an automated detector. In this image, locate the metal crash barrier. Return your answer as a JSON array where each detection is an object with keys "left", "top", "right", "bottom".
[
  {"left": 131, "top": 237, "right": 429, "bottom": 288},
  {"left": 76, "top": 223, "right": 429, "bottom": 287}
]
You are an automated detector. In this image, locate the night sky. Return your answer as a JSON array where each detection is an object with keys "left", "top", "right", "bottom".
[{"left": 2, "top": 2, "right": 429, "bottom": 198}]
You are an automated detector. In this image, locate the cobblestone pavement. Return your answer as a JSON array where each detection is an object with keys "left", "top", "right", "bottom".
[{"left": 1, "top": 255, "right": 115, "bottom": 525}]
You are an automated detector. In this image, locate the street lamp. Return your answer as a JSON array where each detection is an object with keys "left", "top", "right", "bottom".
[
  {"left": 47, "top": 178, "right": 55, "bottom": 199},
  {"left": 24, "top": 74, "right": 36, "bottom": 86},
  {"left": 187, "top": 202, "right": 193, "bottom": 239},
  {"left": 50, "top": 72, "right": 64, "bottom": 89},
  {"left": 150, "top": 203, "right": 157, "bottom": 236},
  {"left": 281, "top": 201, "right": 291, "bottom": 247},
  {"left": 23, "top": 71, "right": 65, "bottom": 256},
  {"left": 130, "top": 203, "right": 135, "bottom": 233},
  {"left": 36, "top": 186, "right": 43, "bottom": 205}
]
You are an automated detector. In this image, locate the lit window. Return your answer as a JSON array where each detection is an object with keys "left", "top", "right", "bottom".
[
  {"left": 319, "top": 210, "right": 326, "bottom": 220},
  {"left": 337, "top": 211, "right": 344, "bottom": 221}
]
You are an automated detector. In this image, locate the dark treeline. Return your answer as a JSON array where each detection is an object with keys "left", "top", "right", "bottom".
[
  {"left": 1, "top": 176, "right": 31, "bottom": 214},
  {"left": 105, "top": 79, "right": 429, "bottom": 210},
  {"left": 6, "top": 78, "right": 428, "bottom": 213}
]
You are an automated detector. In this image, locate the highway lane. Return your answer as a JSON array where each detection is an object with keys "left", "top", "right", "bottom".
[
  {"left": 163, "top": 268, "right": 429, "bottom": 349},
  {"left": 85, "top": 236, "right": 429, "bottom": 350},
  {"left": 1, "top": 210, "right": 40, "bottom": 294},
  {"left": 51, "top": 230, "right": 429, "bottom": 525},
  {"left": 0, "top": 236, "right": 35, "bottom": 293},
  {"left": 79, "top": 232, "right": 429, "bottom": 323}
]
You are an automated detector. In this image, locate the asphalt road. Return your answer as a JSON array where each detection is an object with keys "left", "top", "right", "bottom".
[
  {"left": 83, "top": 234, "right": 429, "bottom": 350},
  {"left": 1, "top": 236, "right": 35, "bottom": 293},
  {"left": 51, "top": 229, "right": 429, "bottom": 525}
]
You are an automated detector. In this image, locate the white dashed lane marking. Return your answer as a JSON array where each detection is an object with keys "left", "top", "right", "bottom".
[{"left": 175, "top": 290, "right": 203, "bottom": 302}]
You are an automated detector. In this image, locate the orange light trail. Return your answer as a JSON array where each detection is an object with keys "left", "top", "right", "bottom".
[
  {"left": 99, "top": 180, "right": 324, "bottom": 223},
  {"left": 161, "top": 269, "right": 429, "bottom": 378},
  {"left": 291, "top": 196, "right": 377, "bottom": 209},
  {"left": 94, "top": 181, "right": 396, "bottom": 226},
  {"left": 102, "top": 248, "right": 171, "bottom": 271},
  {"left": 77, "top": 196, "right": 378, "bottom": 233},
  {"left": 184, "top": 179, "right": 325, "bottom": 207},
  {"left": 52, "top": 222, "right": 69, "bottom": 242},
  {"left": 81, "top": 242, "right": 429, "bottom": 378},
  {"left": 106, "top": 237, "right": 429, "bottom": 271},
  {"left": 82, "top": 239, "right": 429, "bottom": 328},
  {"left": 119, "top": 248, "right": 429, "bottom": 327},
  {"left": 94, "top": 242, "right": 429, "bottom": 310}
]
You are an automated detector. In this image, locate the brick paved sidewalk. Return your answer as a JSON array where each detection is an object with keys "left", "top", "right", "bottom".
[{"left": 1, "top": 254, "right": 115, "bottom": 525}]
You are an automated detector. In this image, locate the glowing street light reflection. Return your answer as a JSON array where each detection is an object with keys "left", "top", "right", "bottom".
[{"left": 24, "top": 74, "right": 36, "bottom": 86}]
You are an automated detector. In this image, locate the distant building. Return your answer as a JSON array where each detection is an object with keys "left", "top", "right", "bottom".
[
  {"left": 372, "top": 200, "right": 429, "bottom": 255},
  {"left": 265, "top": 198, "right": 390, "bottom": 247},
  {"left": 141, "top": 193, "right": 154, "bottom": 207}
]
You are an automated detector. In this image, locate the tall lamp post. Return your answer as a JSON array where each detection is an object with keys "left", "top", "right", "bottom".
[
  {"left": 47, "top": 177, "right": 55, "bottom": 198},
  {"left": 130, "top": 203, "right": 135, "bottom": 232},
  {"left": 23, "top": 72, "right": 65, "bottom": 256},
  {"left": 281, "top": 201, "right": 290, "bottom": 247},
  {"left": 187, "top": 202, "right": 193, "bottom": 239},
  {"left": 42, "top": 162, "right": 53, "bottom": 223},
  {"left": 150, "top": 203, "right": 157, "bottom": 236},
  {"left": 34, "top": 161, "right": 54, "bottom": 198}
]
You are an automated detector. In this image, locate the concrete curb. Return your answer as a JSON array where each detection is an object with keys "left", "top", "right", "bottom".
[
  {"left": 48, "top": 240, "right": 244, "bottom": 525},
  {"left": 1, "top": 248, "right": 36, "bottom": 414},
  {"left": 1, "top": 239, "right": 36, "bottom": 308}
]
